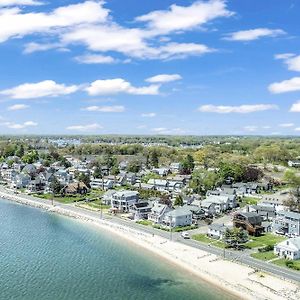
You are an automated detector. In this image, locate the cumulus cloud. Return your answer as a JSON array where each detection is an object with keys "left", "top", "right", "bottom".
[
  {"left": 0, "top": 1, "right": 221, "bottom": 61},
  {"left": 269, "top": 77, "right": 300, "bottom": 94},
  {"left": 0, "top": 80, "right": 79, "bottom": 99},
  {"left": 198, "top": 104, "right": 278, "bottom": 113},
  {"left": 224, "top": 28, "right": 285, "bottom": 41},
  {"left": 0, "top": 0, "right": 43, "bottom": 6},
  {"left": 66, "top": 123, "right": 103, "bottom": 132},
  {"left": 146, "top": 74, "right": 181, "bottom": 83},
  {"left": 86, "top": 78, "right": 160, "bottom": 96},
  {"left": 275, "top": 53, "right": 300, "bottom": 72},
  {"left": 1, "top": 120, "right": 37, "bottom": 129},
  {"left": 82, "top": 105, "right": 125, "bottom": 112},
  {"left": 141, "top": 112, "right": 156, "bottom": 117},
  {"left": 136, "top": 0, "right": 233, "bottom": 34},
  {"left": 74, "top": 54, "right": 115, "bottom": 64},
  {"left": 295, "top": 128, "right": 300, "bottom": 132},
  {"left": 0, "top": 1, "right": 109, "bottom": 43},
  {"left": 279, "top": 123, "right": 294, "bottom": 127},
  {"left": 290, "top": 101, "right": 300, "bottom": 112},
  {"left": 7, "top": 104, "right": 29, "bottom": 110}
]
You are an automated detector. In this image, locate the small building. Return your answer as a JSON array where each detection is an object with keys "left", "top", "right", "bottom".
[
  {"left": 273, "top": 211, "right": 300, "bottom": 237},
  {"left": 130, "top": 201, "right": 152, "bottom": 220},
  {"left": 274, "top": 237, "right": 300, "bottom": 260},
  {"left": 248, "top": 204, "right": 276, "bottom": 220},
  {"left": 62, "top": 182, "right": 89, "bottom": 195},
  {"left": 163, "top": 207, "right": 193, "bottom": 228},
  {"left": 288, "top": 160, "right": 300, "bottom": 168},
  {"left": 169, "top": 163, "right": 182, "bottom": 174},
  {"left": 208, "top": 224, "right": 228, "bottom": 240}
]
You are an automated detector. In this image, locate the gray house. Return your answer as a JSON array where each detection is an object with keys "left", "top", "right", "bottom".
[
  {"left": 111, "top": 190, "right": 139, "bottom": 212},
  {"left": 163, "top": 207, "right": 193, "bottom": 228},
  {"left": 273, "top": 211, "right": 300, "bottom": 236}
]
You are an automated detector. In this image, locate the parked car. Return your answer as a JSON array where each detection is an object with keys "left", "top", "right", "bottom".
[{"left": 181, "top": 232, "right": 190, "bottom": 239}]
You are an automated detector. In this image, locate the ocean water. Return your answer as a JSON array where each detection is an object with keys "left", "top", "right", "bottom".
[{"left": 0, "top": 199, "right": 235, "bottom": 300}]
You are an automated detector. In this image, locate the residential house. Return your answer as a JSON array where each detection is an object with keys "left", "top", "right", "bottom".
[
  {"left": 111, "top": 190, "right": 139, "bottom": 212},
  {"left": 102, "top": 190, "right": 116, "bottom": 205},
  {"left": 248, "top": 204, "right": 276, "bottom": 220},
  {"left": 148, "top": 179, "right": 168, "bottom": 192},
  {"left": 273, "top": 211, "right": 300, "bottom": 236},
  {"left": 274, "top": 237, "right": 300, "bottom": 260},
  {"left": 90, "top": 178, "right": 114, "bottom": 190},
  {"left": 288, "top": 160, "right": 300, "bottom": 168},
  {"left": 233, "top": 212, "right": 264, "bottom": 236},
  {"left": 207, "top": 224, "right": 229, "bottom": 240},
  {"left": 62, "top": 182, "right": 89, "bottom": 195},
  {"left": 148, "top": 203, "right": 172, "bottom": 224},
  {"left": 152, "top": 168, "right": 170, "bottom": 177},
  {"left": 201, "top": 195, "right": 230, "bottom": 214},
  {"left": 169, "top": 162, "right": 182, "bottom": 174},
  {"left": 130, "top": 201, "right": 152, "bottom": 220},
  {"left": 163, "top": 207, "right": 193, "bottom": 227}
]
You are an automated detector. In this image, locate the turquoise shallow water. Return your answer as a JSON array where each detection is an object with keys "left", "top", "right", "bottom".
[{"left": 0, "top": 199, "right": 234, "bottom": 300}]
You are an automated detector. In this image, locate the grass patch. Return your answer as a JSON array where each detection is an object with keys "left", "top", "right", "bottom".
[
  {"left": 272, "top": 259, "right": 300, "bottom": 271},
  {"left": 192, "top": 234, "right": 225, "bottom": 248},
  {"left": 245, "top": 233, "right": 286, "bottom": 249},
  {"left": 136, "top": 220, "right": 153, "bottom": 226},
  {"left": 250, "top": 251, "right": 277, "bottom": 261}
]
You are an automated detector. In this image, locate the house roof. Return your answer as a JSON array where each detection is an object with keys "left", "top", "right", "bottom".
[
  {"left": 165, "top": 207, "right": 192, "bottom": 218},
  {"left": 277, "top": 237, "right": 300, "bottom": 251}
]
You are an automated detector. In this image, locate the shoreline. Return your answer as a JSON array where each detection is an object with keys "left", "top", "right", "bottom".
[{"left": 1, "top": 188, "right": 299, "bottom": 300}]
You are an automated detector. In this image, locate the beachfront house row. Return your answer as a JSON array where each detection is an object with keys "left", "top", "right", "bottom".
[
  {"left": 274, "top": 237, "right": 300, "bottom": 260},
  {"left": 273, "top": 211, "right": 300, "bottom": 237},
  {"left": 163, "top": 207, "right": 193, "bottom": 228},
  {"left": 111, "top": 190, "right": 139, "bottom": 212},
  {"left": 148, "top": 203, "right": 172, "bottom": 224}
]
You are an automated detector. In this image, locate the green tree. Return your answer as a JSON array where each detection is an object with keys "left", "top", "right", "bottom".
[
  {"left": 78, "top": 173, "right": 91, "bottom": 188},
  {"left": 181, "top": 154, "right": 195, "bottom": 174},
  {"left": 150, "top": 150, "right": 159, "bottom": 168},
  {"left": 93, "top": 167, "right": 102, "bottom": 179},
  {"left": 50, "top": 176, "right": 62, "bottom": 194},
  {"left": 174, "top": 195, "right": 184, "bottom": 206},
  {"left": 224, "top": 228, "right": 248, "bottom": 249}
]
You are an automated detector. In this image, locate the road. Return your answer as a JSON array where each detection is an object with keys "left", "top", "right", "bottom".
[{"left": 2, "top": 188, "right": 300, "bottom": 283}]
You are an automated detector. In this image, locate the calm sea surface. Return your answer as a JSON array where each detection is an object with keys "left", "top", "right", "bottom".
[{"left": 0, "top": 199, "right": 235, "bottom": 300}]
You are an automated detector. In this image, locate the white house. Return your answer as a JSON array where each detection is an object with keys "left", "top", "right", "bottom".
[
  {"left": 148, "top": 203, "right": 172, "bottom": 224},
  {"left": 274, "top": 237, "right": 300, "bottom": 260},
  {"left": 163, "top": 207, "right": 193, "bottom": 228},
  {"left": 201, "top": 195, "right": 230, "bottom": 214},
  {"left": 207, "top": 224, "right": 228, "bottom": 240}
]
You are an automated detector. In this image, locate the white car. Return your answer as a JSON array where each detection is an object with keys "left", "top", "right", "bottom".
[{"left": 181, "top": 232, "right": 190, "bottom": 239}]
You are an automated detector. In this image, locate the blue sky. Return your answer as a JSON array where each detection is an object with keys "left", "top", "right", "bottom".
[{"left": 0, "top": 0, "right": 300, "bottom": 135}]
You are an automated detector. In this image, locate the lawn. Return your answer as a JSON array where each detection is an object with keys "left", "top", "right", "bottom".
[
  {"left": 272, "top": 259, "right": 300, "bottom": 271},
  {"left": 245, "top": 233, "right": 286, "bottom": 249},
  {"left": 34, "top": 193, "right": 86, "bottom": 203},
  {"left": 192, "top": 234, "right": 225, "bottom": 248},
  {"left": 250, "top": 251, "right": 277, "bottom": 261},
  {"left": 239, "top": 196, "right": 259, "bottom": 207},
  {"left": 136, "top": 220, "right": 153, "bottom": 226}
]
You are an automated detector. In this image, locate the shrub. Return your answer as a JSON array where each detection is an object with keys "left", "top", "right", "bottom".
[{"left": 258, "top": 245, "right": 274, "bottom": 253}]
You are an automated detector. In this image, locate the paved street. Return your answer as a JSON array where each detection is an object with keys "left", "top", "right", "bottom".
[{"left": 2, "top": 188, "right": 300, "bottom": 284}]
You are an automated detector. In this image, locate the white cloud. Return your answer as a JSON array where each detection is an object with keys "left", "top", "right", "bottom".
[
  {"left": 86, "top": 78, "right": 160, "bottom": 96},
  {"left": 66, "top": 123, "right": 103, "bottom": 132},
  {"left": 82, "top": 105, "right": 125, "bottom": 112},
  {"left": 141, "top": 112, "right": 156, "bottom": 117},
  {"left": 146, "top": 74, "right": 181, "bottom": 83},
  {"left": 23, "top": 42, "right": 67, "bottom": 54},
  {"left": 151, "top": 127, "right": 186, "bottom": 135},
  {"left": 0, "top": 1, "right": 109, "bottom": 43},
  {"left": 224, "top": 28, "right": 285, "bottom": 41},
  {"left": 0, "top": 0, "right": 43, "bottom": 6},
  {"left": 244, "top": 126, "right": 258, "bottom": 132},
  {"left": 269, "top": 77, "right": 300, "bottom": 94},
  {"left": 295, "top": 128, "right": 300, "bottom": 131},
  {"left": 275, "top": 53, "right": 300, "bottom": 72},
  {"left": 198, "top": 104, "right": 278, "bottom": 113},
  {"left": 0, "top": 80, "right": 79, "bottom": 99},
  {"left": 279, "top": 123, "right": 294, "bottom": 127},
  {"left": 7, "top": 104, "right": 29, "bottom": 110},
  {"left": 136, "top": 0, "right": 233, "bottom": 34},
  {"left": 290, "top": 101, "right": 300, "bottom": 112},
  {"left": 74, "top": 54, "right": 115, "bottom": 64},
  {"left": 1, "top": 120, "right": 37, "bottom": 129},
  {"left": 155, "top": 42, "right": 214, "bottom": 60}
]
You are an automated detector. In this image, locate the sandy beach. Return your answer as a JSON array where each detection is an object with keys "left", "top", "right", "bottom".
[{"left": 1, "top": 188, "right": 299, "bottom": 300}]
